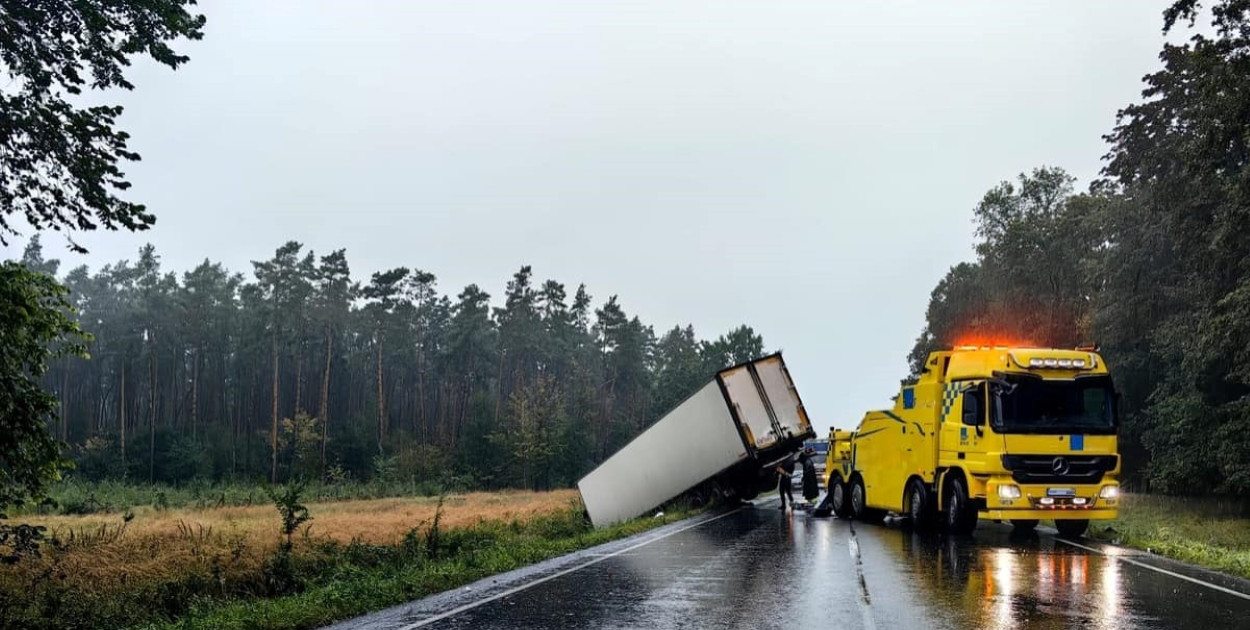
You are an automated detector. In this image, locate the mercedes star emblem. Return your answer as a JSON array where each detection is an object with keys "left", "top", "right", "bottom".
[{"left": 1052, "top": 457, "right": 1070, "bottom": 475}]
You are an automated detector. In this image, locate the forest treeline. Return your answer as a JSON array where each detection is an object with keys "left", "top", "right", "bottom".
[
  {"left": 909, "top": 2, "right": 1250, "bottom": 495},
  {"left": 18, "top": 239, "right": 765, "bottom": 490},
  {"left": 6, "top": 0, "right": 1249, "bottom": 502}
]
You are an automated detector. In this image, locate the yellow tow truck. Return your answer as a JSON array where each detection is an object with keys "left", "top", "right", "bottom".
[{"left": 820, "top": 346, "right": 1120, "bottom": 537}]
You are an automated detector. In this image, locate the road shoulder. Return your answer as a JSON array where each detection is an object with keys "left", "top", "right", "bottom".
[{"left": 317, "top": 506, "right": 737, "bottom": 630}]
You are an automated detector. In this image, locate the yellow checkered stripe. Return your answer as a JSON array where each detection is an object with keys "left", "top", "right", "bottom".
[{"left": 941, "top": 383, "right": 960, "bottom": 421}]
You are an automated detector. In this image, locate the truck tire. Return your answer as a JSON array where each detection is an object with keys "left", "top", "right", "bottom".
[
  {"left": 906, "top": 479, "right": 936, "bottom": 531},
  {"left": 943, "top": 475, "right": 978, "bottom": 535},
  {"left": 1055, "top": 519, "right": 1089, "bottom": 538},
  {"left": 687, "top": 484, "right": 709, "bottom": 508},
  {"left": 1011, "top": 519, "right": 1038, "bottom": 532},
  {"left": 830, "top": 474, "right": 853, "bottom": 519},
  {"left": 850, "top": 476, "right": 868, "bottom": 520},
  {"left": 850, "top": 476, "right": 885, "bottom": 524}
]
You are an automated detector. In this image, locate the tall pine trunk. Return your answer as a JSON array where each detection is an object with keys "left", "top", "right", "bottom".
[
  {"left": 271, "top": 334, "right": 279, "bottom": 483},
  {"left": 149, "top": 350, "right": 156, "bottom": 483},
  {"left": 191, "top": 351, "right": 199, "bottom": 440},
  {"left": 417, "top": 348, "right": 427, "bottom": 444},
  {"left": 295, "top": 344, "right": 304, "bottom": 415},
  {"left": 438, "top": 381, "right": 449, "bottom": 445},
  {"left": 455, "top": 381, "right": 470, "bottom": 450},
  {"left": 120, "top": 363, "right": 127, "bottom": 469},
  {"left": 230, "top": 384, "right": 238, "bottom": 477},
  {"left": 493, "top": 351, "right": 505, "bottom": 425},
  {"left": 320, "top": 326, "right": 332, "bottom": 474},
  {"left": 375, "top": 331, "right": 385, "bottom": 454}
]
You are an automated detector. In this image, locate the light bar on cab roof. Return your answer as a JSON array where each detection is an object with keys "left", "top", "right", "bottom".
[{"left": 1026, "top": 356, "right": 1092, "bottom": 369}]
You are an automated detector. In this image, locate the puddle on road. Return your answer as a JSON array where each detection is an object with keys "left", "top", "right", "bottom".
[{"left": 859, "top": 520, "right": 1243, "bottom": 630}]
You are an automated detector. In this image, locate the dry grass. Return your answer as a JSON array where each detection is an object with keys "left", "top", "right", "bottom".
[
  {"left": 6, "top": 489, "right": 581, "bottom": 605},
  {"left": 34, "top": 488, "right": 579, "bottom": 546}
]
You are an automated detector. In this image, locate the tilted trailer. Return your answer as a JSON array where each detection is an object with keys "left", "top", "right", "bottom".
[{"left": 577, "top": 353, "right": 816, "bottom": 527}]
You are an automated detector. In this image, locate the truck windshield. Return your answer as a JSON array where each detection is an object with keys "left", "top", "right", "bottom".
[{"left": 992, "top": 375, "right": 1116, "bottom": 435}]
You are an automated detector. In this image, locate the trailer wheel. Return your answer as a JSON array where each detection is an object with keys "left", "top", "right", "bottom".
[
  {"left": 1011, "top": 519, "right": 1038, "bottom": 532},
  {"left": 830, "top": 474, "right": 853, "bottom": 519},
  {"left": 906, "top": 480, "right": 936, "bottom": 531},
  {"left": 685, "top": 483, "right": 708, "bottom": 508},
  {"left": 1055, "top": 519, "right": 1089, "bottom": 538},
  {"left": 943, "top": 475, "right": 978, "bottom": 535}
]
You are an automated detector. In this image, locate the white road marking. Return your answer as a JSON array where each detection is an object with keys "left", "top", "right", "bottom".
[
  {"left": 846, "top": 526, "right": 879, "bottom": 630},
  {"left": 393, "top": 507, "right": 747, "bottom": 629},
  {"left": 1056, "top": 537, "right": 1250, "bottom": 601}
]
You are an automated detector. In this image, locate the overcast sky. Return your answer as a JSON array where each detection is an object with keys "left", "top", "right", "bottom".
[{"left": 3, "top": 1, "right": 1174, "bottom": 435}]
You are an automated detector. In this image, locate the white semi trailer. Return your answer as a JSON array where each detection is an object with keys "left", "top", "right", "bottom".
[{"left": 577, "top": 353, "right": 816, "bottom": 527}]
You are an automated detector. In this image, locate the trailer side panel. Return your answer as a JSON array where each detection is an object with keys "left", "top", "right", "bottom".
[{"left": 577, "top": 381, "right": 747, "bottom": 527}]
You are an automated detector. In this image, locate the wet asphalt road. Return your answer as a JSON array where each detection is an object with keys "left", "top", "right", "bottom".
[{"left": 329, "top": 498, "right": 1250, "bottom": 630}]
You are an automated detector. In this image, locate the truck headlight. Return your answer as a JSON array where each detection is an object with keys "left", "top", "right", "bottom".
[
  {"left": 997, "top": 484, "right": 1021, "bottom": 499},
  {"left": 1100, "top": 485, "right": 1119, "bottom": 499}
]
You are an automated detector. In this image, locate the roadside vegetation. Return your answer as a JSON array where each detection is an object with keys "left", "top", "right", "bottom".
[
  {"left": 11, "top": 476, "right": 477, "bottom": 518},
  {"left": 0, "top": 483, "right": 695, "bottom": 630},
  {"left": 1086, "top": 493, "right": 1250, "bottom": 580},
  {"left": 907, "top": 1, "right": 1250, "bottom": 497}
]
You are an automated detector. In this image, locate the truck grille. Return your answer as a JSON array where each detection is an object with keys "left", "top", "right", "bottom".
[{"left": 1000, "top": 454, "right": 1117, "bottom": 485}]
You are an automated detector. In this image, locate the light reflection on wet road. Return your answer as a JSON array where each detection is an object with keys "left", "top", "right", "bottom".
[{"left": 341, "top": 501, "right": 1250, "bottom": 630}]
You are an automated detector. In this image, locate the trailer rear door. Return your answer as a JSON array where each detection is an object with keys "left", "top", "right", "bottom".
[
  {"left": 720, "top": 365, "right": 780, "bottom": 450},
  {"left": 754, "top": 356, "right": 811, "bottom": 440}
]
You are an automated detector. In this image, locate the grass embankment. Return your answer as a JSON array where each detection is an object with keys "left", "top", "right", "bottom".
[
  {"left": 1, "top": 486, "right": 694, "bottom": 630},
  {"left": 1084, "top": 493, "right": 1250, "bottom": 580},
  {"left": 12, "top": 478, "right": 464, "bottom": 517}
]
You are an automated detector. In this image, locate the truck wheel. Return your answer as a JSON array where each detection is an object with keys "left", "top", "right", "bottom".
[
  {"left": 850, "top": 477, "right": 885, "bottom": 524},
  {"left": 906, "top": 480, "right": 936, "bottom": 531},
  {"left": 1055, "top": 519, "right": 1089, "bottom": 538},
  {"left": 944, "top": 475, "right": 978, "bottom": 535},
  {"left": 850, "top": 476, "right": 868, "bottom": 521},
  {"left": 1011, "top": 519, "right": 1038, "bottom": 532},
  {"left": 831, "top": 475, "right": 853, "bottom": 519}
]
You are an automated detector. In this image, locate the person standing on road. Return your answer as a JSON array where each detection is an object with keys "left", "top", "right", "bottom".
[
  {"left": 775, "top": 452, "right": 798, "bottom": 511},
  {"left": 799, "top": 447, "right": 819, "bottom": 503}
]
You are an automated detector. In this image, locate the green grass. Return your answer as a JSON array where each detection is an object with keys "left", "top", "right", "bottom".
[
  {"left": 1, "top": 481, "right": 700, "bottom": 630},
  {"left": 1085, "top": 493, "right": 1250, "bottom": 580},
  {"left": 133, "top": 509, "right": 689, "bottom": 630},
  {"left": 131, "top": 505, "right": 694, "bottom": 630},
  {"left": 0, "top": 477, "right": 705, "bottom": 630}
]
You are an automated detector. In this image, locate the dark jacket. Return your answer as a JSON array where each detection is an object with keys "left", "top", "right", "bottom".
[
  {"left": 778, "top": 453, "right": 798, "bottom": 476},
  {"left": 799, "top": 452, "right": 819, "bottom": 500}
]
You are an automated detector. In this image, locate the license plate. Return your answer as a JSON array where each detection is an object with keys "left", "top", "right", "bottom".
[{"left": 1047, "top": 488, "right": 1076, "bottom": 497}]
